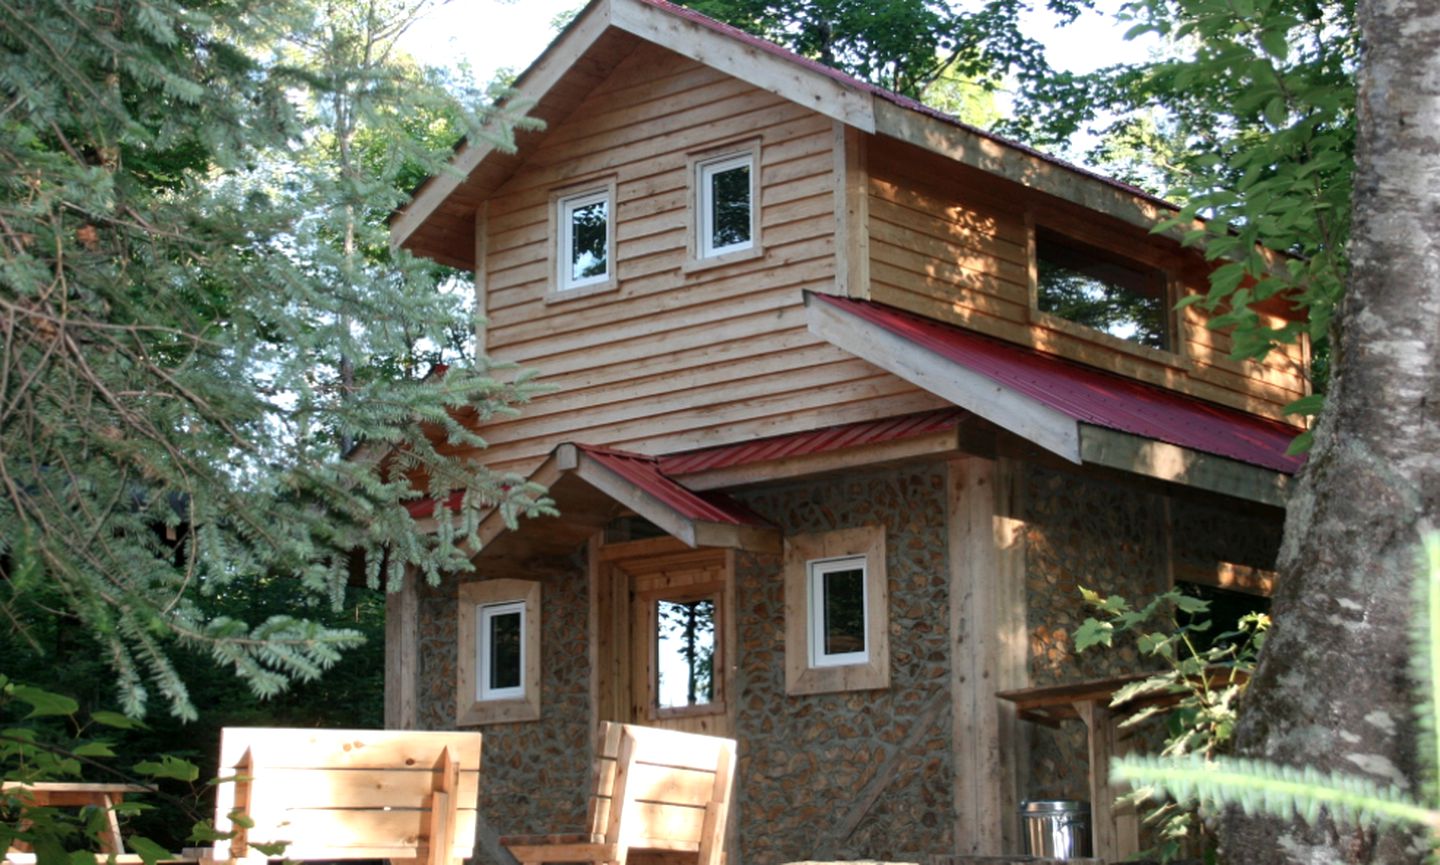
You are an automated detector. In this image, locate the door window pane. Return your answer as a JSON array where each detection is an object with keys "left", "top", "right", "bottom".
[{"left": 655, "top": 597, "right": 716, "bottom": 709}]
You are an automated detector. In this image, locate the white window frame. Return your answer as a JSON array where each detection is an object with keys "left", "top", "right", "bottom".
[
  {"left": 457, "top": 578, "right": 540, "bottom": 725},
  {"left": 684, "top": 141, "right": 763, "bottom": 271},
  {"left": 557, "top": 188, "right": 612, "bottom": 291},
  {"left": 807, "top": 555, "right": 869, "bottom": 668},
  {"left": 698, "top": 152, "right": 756, "bottom": 259},
  {"left": 477, "top": 600, "right": 526, "bottom": 702}
]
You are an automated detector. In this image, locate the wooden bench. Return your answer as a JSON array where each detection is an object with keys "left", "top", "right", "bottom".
[
  {"left": 502, "top": 722, "right": 735, "bottom": 865},
  {"left": 204, "top": 727, "right": 482, "bottom": 865}
]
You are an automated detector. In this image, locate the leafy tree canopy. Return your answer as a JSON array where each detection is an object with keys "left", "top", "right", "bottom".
[
  {"left": 0, "top": 0, "right": 552, "bottom": 720},
  {"left": 681, "top": 0, "right": 1093, "bottom": 102},
  {"left": 1005, "top": 0, "right": 1354, "bottom": 405}
]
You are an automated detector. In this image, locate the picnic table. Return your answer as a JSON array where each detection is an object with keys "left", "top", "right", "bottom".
[{"left": 1, "top": 781, "right": 149, "bottom": 858}]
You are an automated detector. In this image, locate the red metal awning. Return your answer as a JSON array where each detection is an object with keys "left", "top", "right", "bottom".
[
  {"left": 658, "top": 408, "right": 967, "bottom": 476},
  {"left": 808, "top": 294, "right": 1304, "bottom": 476},
  {"left": 576, "top": 445, "right": 772, "bottom": 528}
]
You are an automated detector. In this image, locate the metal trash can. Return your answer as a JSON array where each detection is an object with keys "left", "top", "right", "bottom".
[{"left": 1020, "top": 799, "right": 1093, "bottom": 859}]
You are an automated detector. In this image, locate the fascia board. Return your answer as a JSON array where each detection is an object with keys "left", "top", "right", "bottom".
[
  {"left": 804, "top": 294, "right": 1082, "bottom": 464},
  {"left": 610, "top": 0, "right": 876, "bottom": 133}
]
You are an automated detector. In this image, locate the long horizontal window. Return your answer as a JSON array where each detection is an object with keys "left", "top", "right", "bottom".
[{"left": 1036, "top": 228, "right": 1170, "bottom": 351}]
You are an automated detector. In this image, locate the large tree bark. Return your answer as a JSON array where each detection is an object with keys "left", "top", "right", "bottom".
[{"left": 1220, "top": 1, "right": 1440, "bottom": 862}]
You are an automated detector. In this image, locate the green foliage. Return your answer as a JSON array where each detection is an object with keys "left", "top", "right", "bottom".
[
  {"left": 1076, "top": 585, "right": 1268, "bottom": 860},
  {"left": 0, "top": 673, "right": 291, "bottom": 863},
  {"left": 0, "top": 1, "right": 554, "bottom": 719},
  {"left": 2, "top": 572, "right": 390, "bottom": 848},
  {"left": 680, "top": 0, "right": 1091, "bottom": 101},
  {"left": 1114, "top": 536, "right": 1440, "bottom": 846},
  {"left": 1118, "top": 754, "right": 1439, "bottom": 835},
  {"left": 1008, "top": 0, "right": 1353, "bottom": 419}
]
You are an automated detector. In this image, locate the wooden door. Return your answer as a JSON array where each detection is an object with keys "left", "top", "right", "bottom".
[{"left": 596, "top": 539, "right": 735, "bottom": 737}]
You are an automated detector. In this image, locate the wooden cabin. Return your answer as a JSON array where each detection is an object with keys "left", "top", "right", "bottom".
[{"left": 387, "top": 1, "right": 1306, "bottom": 862}]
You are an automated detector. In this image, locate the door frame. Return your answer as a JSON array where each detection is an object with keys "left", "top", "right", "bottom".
[{"left": 589, "top": 535, "right": 737, "bottom": 737}]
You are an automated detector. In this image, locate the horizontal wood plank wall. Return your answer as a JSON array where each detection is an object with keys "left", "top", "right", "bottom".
[
  {"left": 471, "top": 44, "right": 945, "bottom": 475},
  {"left": 865, "top": 136, "right": 1309, "bottom": 422}
]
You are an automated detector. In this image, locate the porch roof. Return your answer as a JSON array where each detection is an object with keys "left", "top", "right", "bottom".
[
  {"left": 456, "top": 443, "right": 780, "bottom": 567},
  {"left": 575, "top": 444, "right": 772, "bottom": 529},
  {"left": 806, "top": 293, "right": 1303, "bottom": 505}
]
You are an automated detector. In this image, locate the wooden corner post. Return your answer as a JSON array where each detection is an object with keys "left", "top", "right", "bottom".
[
  {"left": 948, "top": 456, "right": 1030, "bottom": 855},
  {"left": 385, "top": 565, "right": 420, "bottom": 730}
]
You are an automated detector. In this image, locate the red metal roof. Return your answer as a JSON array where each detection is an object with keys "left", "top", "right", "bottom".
[
  {"left": 659, "top": 408, "right": 967, "bottom": 476},
  {"left": 812, "top": 295, "right": 1305, "bottom": 475},
  {"left": 577, "top": 445, "right": 774, "bottom": 527}
]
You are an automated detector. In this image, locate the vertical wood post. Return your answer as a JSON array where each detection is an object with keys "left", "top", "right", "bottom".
[
  {"left": 949, "top": 457, "right": 1029, "bottom": 855},
  {"left": 1076, "top": 701, "right": 1140, "bottom": 861},
  {"left": 473, "top": 203, "right": 489, "bottom": 357},
  {"left": 385, "top": 566, "right": 420, "bottom": 730},
  {"left": 831, "top": 121, "right": 870, "bottom": 299}
]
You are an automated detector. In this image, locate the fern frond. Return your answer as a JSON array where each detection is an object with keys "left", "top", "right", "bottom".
[{"left": 1114, "top": 753, "right": 1440, "bottom": 834}]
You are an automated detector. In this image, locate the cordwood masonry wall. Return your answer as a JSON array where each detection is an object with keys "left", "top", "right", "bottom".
[
  {"left": 732, "top": 465, "right": 955, "bottom": 865},
  {"left": 412, "top": 457, "right": 1281, "bottom": 865},
  {"left": 1021, "top": 461, "right": 1282, "bottom": 803},
  {"left": 416, "top": 562, "right": 593, "bottom": 864}
]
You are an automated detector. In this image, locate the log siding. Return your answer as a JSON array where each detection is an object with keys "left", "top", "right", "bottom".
[{"left": 471, "top": 44, "right": 942, "bottom": 475}]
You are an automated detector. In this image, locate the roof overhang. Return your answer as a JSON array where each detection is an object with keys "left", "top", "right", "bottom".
[
  {"left": 461, "top": 443, "right": 779, "bottom": 566},
  {"left": 390, "top": 0, "right": 1227, "bottom": 272},
  {"left": 805, "top": 293, "right": 1301, "bottom": 507}
]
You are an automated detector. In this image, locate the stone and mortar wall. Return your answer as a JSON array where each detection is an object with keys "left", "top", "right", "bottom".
[
  {"left": 415, "top": 559, "right": 592, "bottom": 865},
  {"left": 733, "top": 465, "right": 954, "bottom": 865}
]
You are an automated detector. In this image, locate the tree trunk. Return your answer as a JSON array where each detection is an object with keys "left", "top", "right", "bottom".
[{"left": 1220, "top": 1, "right": 1440, "bottom": 862}]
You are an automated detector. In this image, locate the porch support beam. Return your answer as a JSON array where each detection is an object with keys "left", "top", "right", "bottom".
[
  {"left": 384, "top": 565, "right": 420, "bottom": 730},
  {"left": 949, "top": 456, "right": 1029, "bottom": 855}
]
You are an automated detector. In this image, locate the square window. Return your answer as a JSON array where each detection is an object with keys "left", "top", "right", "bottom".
[
  {"left": 698, "top": 153, "right": 754, "bottom": 258},
  {"left": 1035, "top": 228, "right": 1171, "bottom": 351},
  {"left": 477, "top": 600, "right": 525, "bottom": 701},
  {"left": 559, "top": 189, "right": 611, "bottom": 290},
  {"left": 457, "top": 579, "right": 540, "bottom": 724},
  {"left": 808, "top": 557, "right": 868, "bottom": 667},
  {"left": 783, "top": 526, "right": 888, "bottom": 695}
]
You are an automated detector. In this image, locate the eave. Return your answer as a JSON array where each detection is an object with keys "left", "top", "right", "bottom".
[{"left": 805, "top": 293, "right": 1302, "bottom": 507}]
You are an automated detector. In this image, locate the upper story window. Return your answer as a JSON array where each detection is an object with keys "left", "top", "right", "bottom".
[
  {"left": 559, "top": 189, "right": 610, "bottom": 289},
  {"left": 686, "top": 143, "right": 762, "bottom": 269},
  {"left": 1035, "top": 228, "right": 1171, "bottom": 351},
  {"left": 698, "top": 152, "right": 755, "bottom": 257},
  {"left": 552, "top": 182, "right": 617, "bottom": 297}
]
